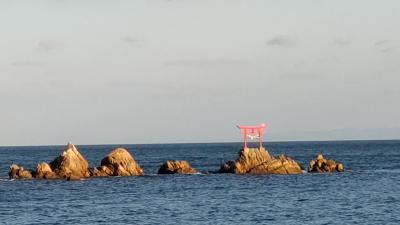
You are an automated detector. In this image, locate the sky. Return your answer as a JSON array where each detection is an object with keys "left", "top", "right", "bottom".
[{"left": 1, "top": 0, "right": 399, "bottom": 145}]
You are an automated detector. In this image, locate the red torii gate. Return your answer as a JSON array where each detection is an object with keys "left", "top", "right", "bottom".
[{"left": 237, "top": 123, "right": 267, "bottom": 149}]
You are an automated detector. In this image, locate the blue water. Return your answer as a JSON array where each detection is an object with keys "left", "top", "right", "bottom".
[{"left": 1, "top": 140, "right": 399, "bottom": 224}]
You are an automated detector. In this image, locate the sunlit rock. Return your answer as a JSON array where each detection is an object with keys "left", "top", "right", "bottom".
[
  {"left": 308, "top": 154, "right": 344, "bottom": 173},
  {"left": 219, "top": 147, "right": 303, "bottom": 175},
  {"left": 92, "top": 148, "right": 143, "bottom": 176},
  {"left": 158, "top": 160, "right": 197, "bottom": 174},
  {"left": 48, "top": 143, "right": 91, "bottom": 179},
  {"left": 36, "top": 162, "right": 59, "bottom": 179},
  {"left": 8, "top": 164, "right": 33, "bottom": 179}
]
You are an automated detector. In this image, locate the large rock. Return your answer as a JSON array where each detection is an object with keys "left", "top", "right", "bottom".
[
  {"left": 219, "top": 147, "right": 303, "bottom": 175},
  {"left": 92, "top": 148, "right": 143, "bottom": 176},
  {"left": 309, "top": 154, "right": 344, "bottom": 173},
  {"left": 158, "top": 160, "right": 197, "bottom": 174},
  {"left": 9, "top": 164, "right": 33, "bottom": 179},
  {"left": 47, "top": 143, "right": 91, "bottom": 179}
]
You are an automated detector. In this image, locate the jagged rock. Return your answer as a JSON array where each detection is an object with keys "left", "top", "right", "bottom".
[
  {"left": 36, "top": 162, "right": 59, "bottom": 179},
  {"left": 92, "top": 148, "right": 143, "bottom": 177},
  {"left": 219, "top": 147, "right": 303, "bottom": 175},
  {"left": 158, "top": 160, "right": 197, "bottom": 174},
  {"left": 9, "top": 164, "right": 33, "bottom": 179},
  {"left": 309, "top": 154, "right": 344, "bottom": 173},
  {"left": 48, "top": 143, "right": 91, "bottom": 179}
]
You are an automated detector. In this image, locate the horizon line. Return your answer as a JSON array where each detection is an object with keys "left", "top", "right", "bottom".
[{"left": 0, "top": 138, "right": 399, "bottom": 148}]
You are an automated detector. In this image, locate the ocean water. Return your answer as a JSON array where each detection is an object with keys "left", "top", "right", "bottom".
[{"left": 0, "top": 140, "right": 399, "bottom": 225}]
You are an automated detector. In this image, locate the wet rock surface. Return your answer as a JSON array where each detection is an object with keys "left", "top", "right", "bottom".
[
  {"left": 158, "top": 160, "right": 197, "bottom": 174},
  {"left": 219, "top": 147, "right": 303, "bottom": 175},
  {"left": 309, "top": 154, "right": 344, "bottom": 173},
  {"left": 92, "top": 148, "right": 143, "bottom": 176}
]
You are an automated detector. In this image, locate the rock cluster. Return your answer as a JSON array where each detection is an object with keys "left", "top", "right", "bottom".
[
  {"left": 25, "top": 143, "right": 91, "bottom": 180},
  {"left": 158, "top": 160, "right": 197, "bottom": 174},
  {"left": 7, "top": 142, "right": 347, "bottom": 181},
  {"left": 309, "top": 154, "right": 344, "bottom": 173},
  {"left": 8, "top": 143, "right": 90, "bottom": 180},
  {"left": 91, "top": 148, "right": 143, "bottom": 176},
  {"left": 219, "top": 147, "right": 303, "bottom": 175},
  {"left": 8, "top": 144, "right": 143, "bottom": 180}
]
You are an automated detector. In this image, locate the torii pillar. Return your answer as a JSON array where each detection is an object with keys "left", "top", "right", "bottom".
[{"left": 237, "top": 123, "right": 267, "bottom": 149}]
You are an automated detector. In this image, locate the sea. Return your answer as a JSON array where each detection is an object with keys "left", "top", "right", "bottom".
[{"left": 0, "top": 140, "right": 399, "bottom": 225}]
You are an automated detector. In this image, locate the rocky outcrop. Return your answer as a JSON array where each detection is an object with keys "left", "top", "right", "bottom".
[
  {"left": 309, "top": 154, "right": 344, "bottom": 173},
  {"left": 8, "top": 143, "right": 89, "bottom": 180},
  {"left": 158, "top": 160, "right": 197, "bottom": 174},
  {"left": 219, "top": 147, "right": 303, "bottom": 175},
  {"left": 8, "top": 144, "right": 142, "bottom": 180},
  {"left": 46, "top": 143, "right": 91, "bottom": 179},
  {"left": 92, "top": 148, "right": 143, "bottom": 177},
  {"left": 35, "top": 143, "right": 90, "bottom": 180},
  {"left": 9, "top": 164, "right": 33, "bottom": 179}
]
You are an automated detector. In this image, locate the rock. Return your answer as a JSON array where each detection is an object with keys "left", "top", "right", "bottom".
[
  {"left": 219, "top": 147, "right": 303, "bottom": 175},
  {"left": 220, "top": 161, "right": 236, "bottom": 173},
  {"left": 92, "top": 148, "right": 143, "bottom": 176},
  {"left": 91, "top": 165, "right": 114, "bottom": 177},
  {"left": 9, "top": 164, "right": 20, "bottom": 179},
  {"left": 36, "top": 162, "right": 59, "bottom": 179},
  {"left": 9, "top": 164, "right": 33, "bottom": 179},
  {"left": 308, "top": 154, "right": 344, "bottom": 173},
  {"left": 48, "top": 143, "right": 91, "bottom": 179},
  {"left": 337, "top": 163, "right": 344, "bottom": 172},
  {"left": 158, "top": 160, "right": 197, "bottom": 174}
]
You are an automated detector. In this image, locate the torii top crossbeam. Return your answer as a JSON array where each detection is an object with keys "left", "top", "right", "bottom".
[{"left": 237, "top": 123, "right": 267, "bottom": 149}]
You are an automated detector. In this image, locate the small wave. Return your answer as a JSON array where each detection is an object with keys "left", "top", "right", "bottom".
[
  {"left": 144, "top": 172, "right": 205, "bottom": 177},
  {"left": 373, "top": 169, "right": 400, "bottom": 173},
  {"left": 142, "top": 174, "right": 158, "bottom": 177},
  {"left": 0, "top": 178, "right": 12, "bottom": 182}
]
